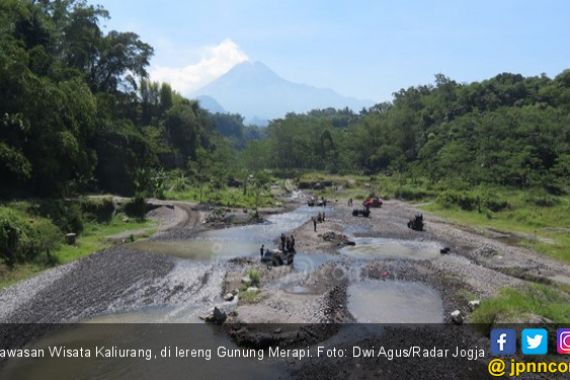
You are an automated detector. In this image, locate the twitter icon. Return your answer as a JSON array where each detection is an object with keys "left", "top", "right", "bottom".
[{"left": 522, "top": 328, "right": 548, "bottom": 355}]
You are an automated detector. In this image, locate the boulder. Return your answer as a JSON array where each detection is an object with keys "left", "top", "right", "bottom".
[
  {"left": 246, "top": 287, "right": 259, "bottom": 293},
  {"left": 241, "top": 275, "right": 252, "bottom": 284},
  {"left": 468, "top": 300, "right": 480, "bottom": 311},
  {"left": 224, "top": 293, "right": 234, "bottom": 302},
  {"left": 450, "top": 310, "right": 463, "bottom": 325},
  {"left": 212, "top": 307, "right": 227, "bottom": 324},
  {"left": 201, "top": 307, "right": 227, "bottom": 324}
]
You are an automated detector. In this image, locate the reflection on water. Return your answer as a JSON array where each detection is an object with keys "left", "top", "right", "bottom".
[
  {"left": 348, "top": 280, "right": 444, "bottom": 323},
  {"left": 340, "top": 237, "right": 441, "bottom": 261}
]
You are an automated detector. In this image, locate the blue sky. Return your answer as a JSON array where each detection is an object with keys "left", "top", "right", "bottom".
[{"left": 92, "top": 0, "right": 570, "bottom": 102}]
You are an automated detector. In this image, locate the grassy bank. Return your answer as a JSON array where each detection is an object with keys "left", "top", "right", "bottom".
[
  {"left": 470, "top": 284, "right": 570, "bottom": 324},
  {"left": 0, "top": 200, "right": 155, "bottom": 289},
  {"left": 164, "top": 184, "right": 277, "bottom": 209}
]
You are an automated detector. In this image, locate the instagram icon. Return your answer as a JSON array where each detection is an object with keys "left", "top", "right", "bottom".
[{"left": 557, "top": 329, "right": 570, "bottom": 354}]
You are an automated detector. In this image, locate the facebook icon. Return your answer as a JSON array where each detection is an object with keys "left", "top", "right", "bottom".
[{"left": 490, "top": 328, "right": 516, "bottom": 355}]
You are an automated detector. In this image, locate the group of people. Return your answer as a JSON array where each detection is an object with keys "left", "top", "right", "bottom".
[
  {"left": 259, "top": 234, "right": 296, "bottom": 259},
  {"left": 280, "top": 233, "right": 296, "bottom": 253}
]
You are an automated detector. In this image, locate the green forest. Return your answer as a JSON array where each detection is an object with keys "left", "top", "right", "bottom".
[
  {"left": 1, "top": 0, "right": 570, "bottom": 277},
  {"left": 253, "top": 74, "right": 570, "bottom": 190}
]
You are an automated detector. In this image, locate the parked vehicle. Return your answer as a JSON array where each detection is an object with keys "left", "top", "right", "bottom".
[{"left": 363, "top": 196, "right": 383, "bottom": 208}]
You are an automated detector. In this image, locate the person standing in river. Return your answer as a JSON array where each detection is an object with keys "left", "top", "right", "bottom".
[
  {"left": 260, "top": 244, "right": 265, "bottom": 257},
  {"left": 312, "top": 217, "right": 317, "bottom": 232}
]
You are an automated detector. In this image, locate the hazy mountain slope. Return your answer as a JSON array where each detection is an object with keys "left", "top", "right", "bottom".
[
  {"left": 192, "top": 61, "right": 373, "bottom": 124},
  {"left": 196, "top": 95, "right": 225, "bottom": 113}
]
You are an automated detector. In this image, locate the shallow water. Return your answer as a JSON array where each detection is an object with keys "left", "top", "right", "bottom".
[
  {"left": 340, "top": 237, "right": 442, "bottom": 261},
  {"left": 131, "top": 206, "right": 317, "bottom": 260},
  {"left": 347, "top": 280, "right": 444, "bottom": 323}
]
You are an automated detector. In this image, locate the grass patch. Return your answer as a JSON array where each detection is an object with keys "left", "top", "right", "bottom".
[
  {"left": 54, "top": 215, "right": 153, "bottom": 264},
  {"left": 455, "top": 289, "right": 478, "bottom": 304},
  {"left": 239, "top": 289, "right": 263, "bottom": 304},
  {"left": 165, "top": 185, "right": 275, "bottom": 209},
  {"left": 470, "top": 284, "right": 570, "bottom": 324},
  {"left": 0, "top": 214, "right": 154, "bottom": 289},
  {"left": 246, "top": 268, "right": 261, "bottom": 287},
  {"left": 423, "top": 191, "right": 570, "bottom": 263}
]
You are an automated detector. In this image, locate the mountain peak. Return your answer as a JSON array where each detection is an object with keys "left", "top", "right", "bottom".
[
  {"left": 223, "top": 60, "right": 281, "bottom": 81},
  {"left": 193, "top": 61, "right": 373, "bottom": 123}
]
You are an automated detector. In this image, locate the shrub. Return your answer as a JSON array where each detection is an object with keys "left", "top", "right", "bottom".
[
  {"left": 395, "top": 185, "right": 430, "bottom": 201},
  {"left": 247, "top": 268, "right": 261, "bottom": 287},
  {"left": 124, "top": 194, "right": 147, "bottom": 220},
  {"left": 437, "top": 191, "right": 478, "bottom": 211},
  {"left": 0, "top": 208, "right": 61, "bottom": 266},
  {"left": 31, "top": 200, "right": 84, "bottom": 234},
  {"left": 25, "top": 218, "right": 62, "bottom": 264},
  {"left": 524, "top": 194, "right": 560, "bottom": 208},
  {"left": 484, "top": 198, "right": 510, "bottom": 212},
  {"left": 81, "top": 197, "right": 115, "bottom": 223}
]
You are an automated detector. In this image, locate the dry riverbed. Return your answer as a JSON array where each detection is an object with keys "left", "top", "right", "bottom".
[{"left": 1, "top": 191, "right": 569, "bottom": 379}]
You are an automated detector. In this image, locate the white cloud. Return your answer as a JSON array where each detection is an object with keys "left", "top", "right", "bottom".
[{"left": 150, "top": 39, "right": 248, "bottom": 95}]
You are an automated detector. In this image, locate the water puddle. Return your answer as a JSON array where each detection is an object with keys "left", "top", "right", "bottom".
[
  {"left": 347, "top": 280, "right": 444, "bottom": 323},
  {"left": 131, "top": 206, "right": 316, "bottom": 260},
  {"left": 292, "top": 252, "right": 337, "bottom": 273},
  {"left": 343, "top": 223, "right": 372, "bottom": 236},
  {"left": 340, "top": 237, "right": 441, "bottom": 261}
]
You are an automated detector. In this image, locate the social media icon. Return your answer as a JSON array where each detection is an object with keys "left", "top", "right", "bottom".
[
  {"left": 557, "top": 328, "right": 570, "bottom": 354},
  {"left": 522, "top": 328, "right": 548, "bottom": 355},
  {"left": 490, "top": 329, "right": 516, "bottom": 355}
]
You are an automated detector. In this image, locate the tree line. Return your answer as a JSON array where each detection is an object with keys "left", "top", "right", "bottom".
[{"left": 248, "top": 73, "right": 570, "bottom": 192}]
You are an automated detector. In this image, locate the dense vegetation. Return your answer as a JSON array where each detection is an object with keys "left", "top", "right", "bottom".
[
  {"left": 0, "top": 0, "right": 244, "bottom": 198},
  {"left": 250, "top": 73, "right": 570, "bottom": 193}
]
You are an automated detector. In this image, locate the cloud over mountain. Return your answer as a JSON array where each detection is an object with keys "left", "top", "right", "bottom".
[{"left": 150, "top": 39, "right": 248, "bottom": 94}]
